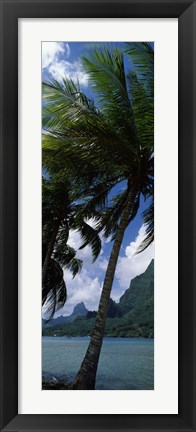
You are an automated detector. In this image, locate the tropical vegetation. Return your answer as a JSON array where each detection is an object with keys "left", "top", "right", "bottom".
[{"left": 42, "top": 42, "right": 154, "bottom": 389}]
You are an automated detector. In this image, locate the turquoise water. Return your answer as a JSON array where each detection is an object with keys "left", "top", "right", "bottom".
[{"left": 42, "top": 336, "right": 154, "bottom": 390}]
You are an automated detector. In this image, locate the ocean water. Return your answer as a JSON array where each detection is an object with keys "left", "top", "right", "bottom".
[{"left": 42, "top": 336, "right": 154, "bottom": 390}]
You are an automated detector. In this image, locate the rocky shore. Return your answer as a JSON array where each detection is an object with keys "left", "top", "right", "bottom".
[{"left": 42, "top": 372, "right": 70, "bottom": 390}]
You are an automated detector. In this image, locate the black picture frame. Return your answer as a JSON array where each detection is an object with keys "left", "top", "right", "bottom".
[{"left": 0, "top": 0, "right": 196, "bottom": 431}]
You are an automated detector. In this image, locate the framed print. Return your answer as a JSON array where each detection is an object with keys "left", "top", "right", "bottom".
[
  {"left": 19, "top": 19, "right": 178, "bottom": 414},
  {"left": 0, "top": 0, "right": 196, "bottom": 431}
]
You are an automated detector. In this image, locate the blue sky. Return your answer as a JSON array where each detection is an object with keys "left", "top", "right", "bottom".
[{"left": 42, "top": 42, "right": 154, "bottom": 316}]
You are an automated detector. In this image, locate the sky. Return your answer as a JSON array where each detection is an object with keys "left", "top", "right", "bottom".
[{"left": 42, "top": 41, "right": 154, "bottom": 317}]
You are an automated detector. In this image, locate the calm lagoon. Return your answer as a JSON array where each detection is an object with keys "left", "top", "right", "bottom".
[{"left": 42, "top": 336, "right": 154, "bottom": 390}]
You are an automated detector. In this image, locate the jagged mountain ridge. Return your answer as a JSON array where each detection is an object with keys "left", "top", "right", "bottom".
[
  {"left": 43, "top": 301, "right": 88, "bottom": 327},
  {"left": 43, "top": 260, "right": 154, "bottom": 337}
]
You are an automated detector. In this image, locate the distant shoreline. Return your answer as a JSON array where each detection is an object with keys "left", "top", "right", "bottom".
[{"left": 42, "top": 335, "right": 154, "bottom": 340}]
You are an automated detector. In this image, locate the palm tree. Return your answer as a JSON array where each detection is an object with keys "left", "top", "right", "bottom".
[{"left": 42, "top": 42, "right": 154, "bottom": 388}]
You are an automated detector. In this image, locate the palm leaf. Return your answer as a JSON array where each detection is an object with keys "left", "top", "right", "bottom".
[
  {"left": 71, "top": 218, "right": 102, "bottom": 262},
  {"left": 42, "top": 257, "right": 67, "bottom": 320},
  {"left": 128, "top": 72, "right": 154, "bottom": 153},
  {"left": 136, "top": 199, "right": 154, "bottom": 253},
  {"left": 82, "top": 46, "right": 139, "bottom": 151},
  {"left": 125, "top": 42, "right": 154, "bottom": 100}
]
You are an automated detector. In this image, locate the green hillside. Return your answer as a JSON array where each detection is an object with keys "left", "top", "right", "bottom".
[{"left": 43, "top": 260, "right": 154, "bottom": 338}]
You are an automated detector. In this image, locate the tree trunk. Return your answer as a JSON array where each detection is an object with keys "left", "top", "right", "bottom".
[
  {"left": 70, "top": 191, "right": 136, "bottom": 389},
  {"left": 42, "top": 219, "right": 60, "bottom": 297}
]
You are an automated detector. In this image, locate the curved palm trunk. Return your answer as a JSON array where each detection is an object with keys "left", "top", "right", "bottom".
[
  {"left": 42, "top": 219, "right": 60, "bottom": 296},
  {"left": 70, "top": 191, "right": 135, "bottom": 389}
]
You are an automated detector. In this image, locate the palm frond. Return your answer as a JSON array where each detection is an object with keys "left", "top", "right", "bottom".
[
  {"left": 125, "top": 42, "right": 154, "bottom": 100},
  {"left": 95, "top": 189, "right": 129, "bottom": 239},
  {"left": 82, "top": 47, "right": 139, "bottom": 151},
  {"left": 76, "top": 219, "right": 102, "bottom": 262},
  {"left": 64, "top": 257, "right": 83, "bottom": 277},
  {"left": 136, "top": 199, "right": 154, "bottom": 253},
  {"left": 128, "top": 72, "right": 154, "bottom": 153},
  {"left": 42, "top": 257, "right": 67, "bottom": 320}
]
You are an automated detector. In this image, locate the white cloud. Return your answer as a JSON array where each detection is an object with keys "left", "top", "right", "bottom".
[
  {"left": 48, "top": 59, "right": 89, "bottom": 86},
  {"left": 115, "top": 225, "right": 154, "bottom": 291},
  {"left": 42, "top": 42, "right": 70, "bottom": 69},
  {"left": 55, "top": 224, "right": 106, "bottom": 316},
  {"left": 42, "top": 42, "right": 89, "bottom": 87},
  {"left": 54, "top": 224, "right": 154, "bottom": 317},
  {"left": 59, "top": 269, "right": 102, "bottom": 316},
  {"left": 66, "top": 218, "right": 105, "bottom": 264}
]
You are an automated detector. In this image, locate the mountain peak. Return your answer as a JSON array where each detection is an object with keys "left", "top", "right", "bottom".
[
  {"left": 119, "top": 259, "right": 154, "bottom": 309},
  {"left": 72, "top": 302, "right": 88, "bottom": 316}
]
